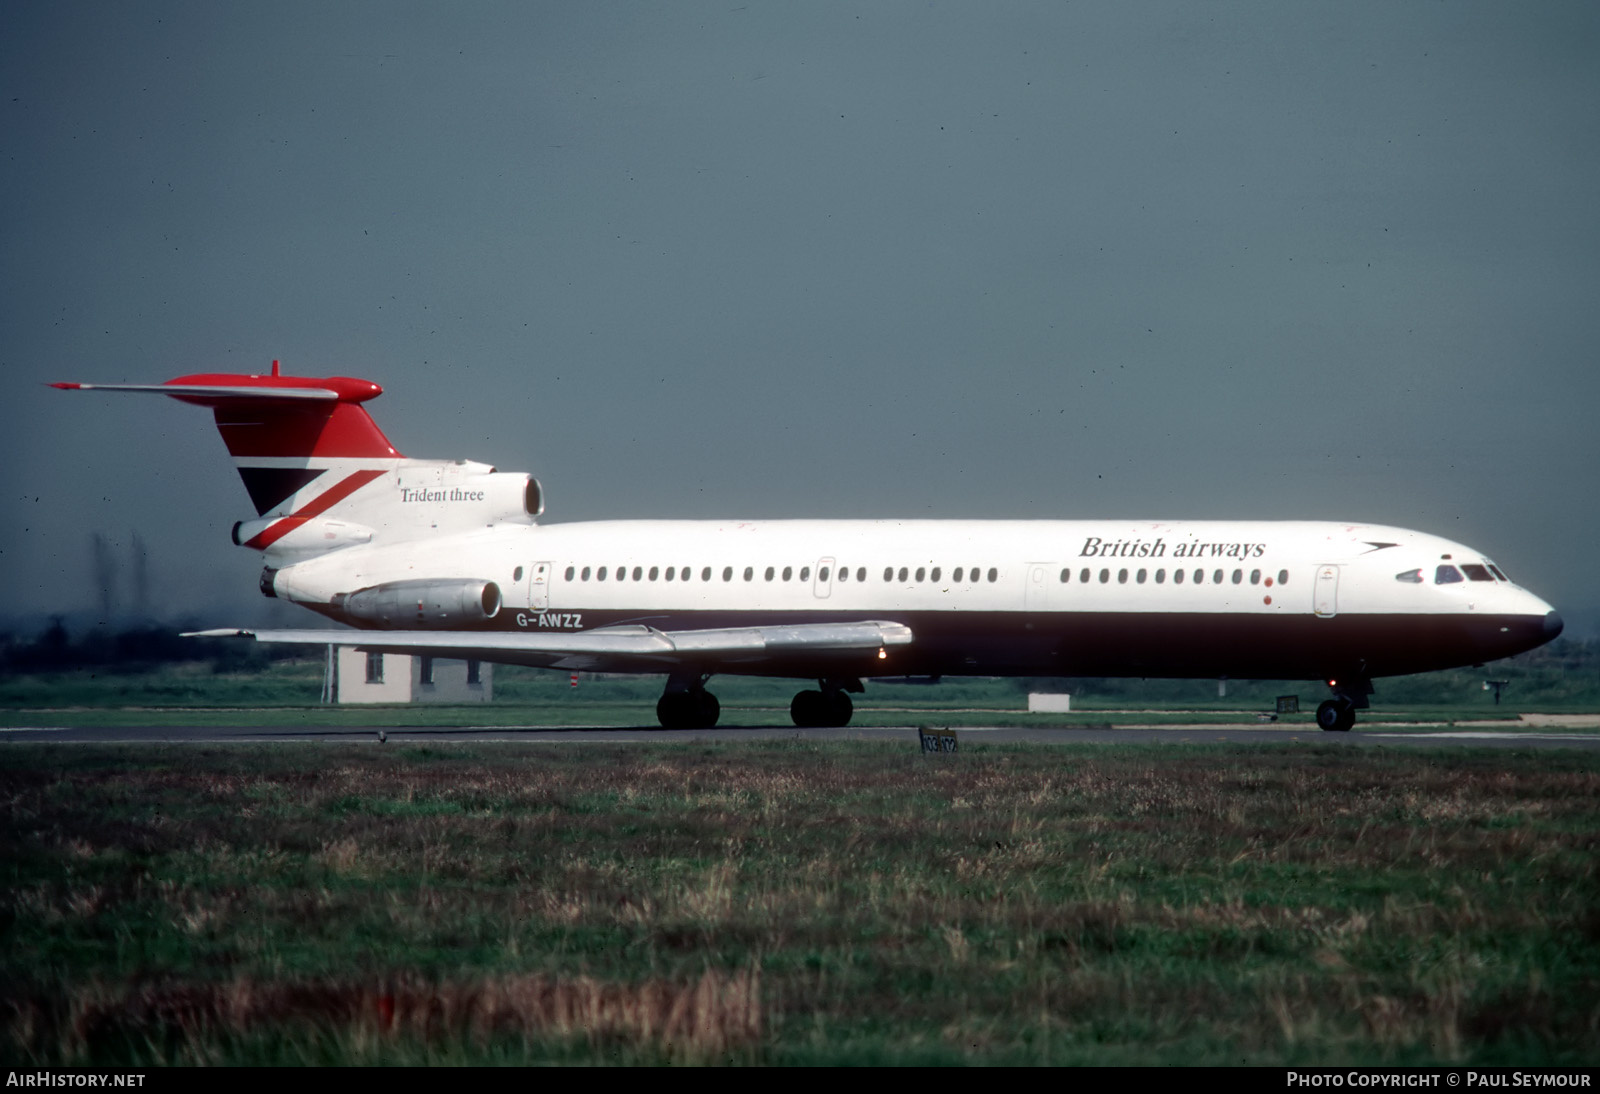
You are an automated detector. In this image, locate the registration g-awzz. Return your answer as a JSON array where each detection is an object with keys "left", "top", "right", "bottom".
[{"left": 55, "top": 364, "right": 1563, "bottom": 730}]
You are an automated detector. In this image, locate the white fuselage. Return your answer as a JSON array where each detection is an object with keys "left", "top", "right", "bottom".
[{"left": 268, "top": 518, "right": 1559, "bottom": 681}]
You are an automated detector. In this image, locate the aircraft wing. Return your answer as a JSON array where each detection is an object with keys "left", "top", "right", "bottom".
[{"left": 185, "top": 620, "right": 914, "bottom": 673}]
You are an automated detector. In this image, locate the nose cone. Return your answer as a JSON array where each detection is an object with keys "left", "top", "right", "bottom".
[{"left": 1544, "top": 611, "right": 1564, "bottom": 641}]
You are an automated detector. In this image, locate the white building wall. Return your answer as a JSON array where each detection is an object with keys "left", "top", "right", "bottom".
[{"left": 334, "top": 649, "right": 492, "bottom": 704}]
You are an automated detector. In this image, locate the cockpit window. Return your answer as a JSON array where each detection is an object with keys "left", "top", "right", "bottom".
[
  {"left": 1461, "top": 564, "right": 1494, "bottom": 582},
  {"left": 1394, "top": 569, "right": 1423, "bottom": 584},
  {"left": 1487, "top": 564, "right": 1509, "bottom": 582},
  {"left": 1435, "top": 565, "right": 1464, "bottom": 585}
]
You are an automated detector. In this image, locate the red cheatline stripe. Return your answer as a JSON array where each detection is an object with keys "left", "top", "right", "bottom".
[{"left": 244, "top": 468, "right": 387, "bottom": 549}]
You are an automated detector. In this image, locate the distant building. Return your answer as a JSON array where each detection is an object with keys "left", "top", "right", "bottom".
[{"left": 331, "top": 648, "right": 492, "bottom": 704}]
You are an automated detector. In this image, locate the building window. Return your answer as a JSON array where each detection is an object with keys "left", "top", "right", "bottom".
[
  {"left": 467, "top": 660, "right": 481, "bottom": 685},
  {"left": 420, "top": 656, "right": 434, "bottom": 686},
  {"left": 365, "top": 652, "right": 384, "bottom": 684}
]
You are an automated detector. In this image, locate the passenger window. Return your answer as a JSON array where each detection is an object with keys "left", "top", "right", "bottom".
[
  {"left": 1231, "top": 569, "right": 1242, "bottom": 585},
  {"left": 722, "top": 566, "right": 733, "bottom": 581},
  {"left": 649, "top": 566, "right": 660, "bottom": 581},
  {"left": 800, "top": 566, "right": 810, "bottom": 582},
  {"left": 563, "top": 566, "right": 573, "bottom": 581},
  {"left": 931, "top": 567, "right": 940, "bottom": 582},
  {"left": 515, "top": 566, "right": 525, "bottom": 581},
  {"left": 1462, "top": 564, "right": 1493, "bottom": 582},
  {"left": 987, "top": 568, "right": 997, "bottom": 582},
  {"left": 1213, "top": 570, "right": 1224, "bottom": 585},
  {"left": 744, "top": 566, "right": 754, "bottom": 581},
  {"left": 782, "top": 566, "right": 793, "bottom": 581},
  {"left": 1118, "top": 569, "right": 1128, "bottom": 584},
  {"left": 915, "top": 567, "right": 925, "bottom": 582},
  {"left": 1435, "top": 565, "right": 1464, "bottom": 584},
  {"left": 1173, "top": 568, "right": 1184, "bottom": 584},
  {"left": 1193, "top": 569, "right": 1203, "bottom": 584},
  {"left": 817, "top": 567, "right": 827, "bottom": 582},
  {"left": 1136, "top": 569, "right": 1146, "bottom": 584},
  {"left": 884, "top": 567, "right": 894, "bottom": 582},
  {"left": 582, "top": 566, "right": 591, "bottom": 581},
  {"left": 857, "top": 568, "right": 867, "bottom": 582},
  {"left": 1278, "top": 570, "right": 1289, "bottom": 585},
  {"left": 953, "top": 567, "right": 964, "bottom": 583},
  {"left": 597, "top": 566, "right": 608, "bottom": 581},
  {"left": 1100, "top": 569, "right": 1110, "bottom": 583},
  {"left": 765, "top": 566, "right": 775, "bottom": 581},
  {"left": 666, "top": 566, "right": 676, "bottom": 581},
  {"left": 632, "top": 566, "right": 642, "bottom": 581},
  {"left": 837, "top": 566, "right": 848, "bottom": 582},
  {"left": 1249, "top": 569, "right": 1260, "bottom": 585},
  {"left": 1079, "top": 568, "right": 1090, "bottom": 583},
  {"left": 1155, "top": 569, "right": 1165, "bottom": 584},
  {"left": 616, "top": 566, "right": 627, "bottom": 581},
  {"left": 1059, "top": 568, "right": 1070, "bottom": 582},
  {"left": 1395, "top": 569, "right": 1423, "bottom": 583}
]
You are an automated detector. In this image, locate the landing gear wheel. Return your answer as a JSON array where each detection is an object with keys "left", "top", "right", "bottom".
[
  {"left": 1316, "top": 699, "right": 1354, "bottom": 732},
  {"left": 657, "top": 689, "right": 720, "bottom": 729},
  {"left": 826, "top": 691, "right": 853, "bottom": 727},
  {"left": 790, "top": 690, "right": 826, "bottom": 728},
  {"left": 790, "top": 689, "right": 854, "bottom": 728}
]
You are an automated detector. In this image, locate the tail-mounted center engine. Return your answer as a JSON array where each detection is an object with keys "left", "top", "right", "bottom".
[{"left": 332, "top": 579, "right": 502, "bottom": 629}]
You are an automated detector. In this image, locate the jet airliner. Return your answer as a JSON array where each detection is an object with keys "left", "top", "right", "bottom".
[{"left": 54, "top": 364, "right": 1564, "bottom": 730}]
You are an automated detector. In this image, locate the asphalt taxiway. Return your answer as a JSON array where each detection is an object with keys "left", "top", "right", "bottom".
[{"left": 6, "top": 722, "right": 1599, "bottom": 750}]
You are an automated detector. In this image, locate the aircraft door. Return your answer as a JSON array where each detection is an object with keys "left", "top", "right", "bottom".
[
  {"left": 813, "top": 556, "right": 835, "bottom": 599},
  {"left": 529, "top": 562, "right": 551, "bottom": 610},
  {"left": 1026, "top": 565, "right": 1051, "bottom": 611},
  {"left": 1314, "top": 565, "right": 1339, "bottom": 618}
]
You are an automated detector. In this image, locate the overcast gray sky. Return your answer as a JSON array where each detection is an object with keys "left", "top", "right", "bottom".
[{"left": 3, "top": 2, "right": 1596, "bottom": 630}]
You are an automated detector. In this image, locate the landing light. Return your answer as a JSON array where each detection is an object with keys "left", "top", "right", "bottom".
[{"left": 878, "top": 647, "right": 887, "bottom": 660}]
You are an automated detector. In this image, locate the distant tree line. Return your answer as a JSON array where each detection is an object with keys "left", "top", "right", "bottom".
[{"left": 0, "top": 617, "right": 299, "bottom": 674}]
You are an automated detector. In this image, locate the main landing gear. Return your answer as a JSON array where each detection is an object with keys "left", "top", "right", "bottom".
[
  {"left": 1316, "top": 677, "right": 1373, "bottom": 732},
  {"left": 790, "top": 678, "right": 861, "bottom": 728},
  {"left": 654, "top": 675, "right": 864, "bottom": 730},
  {"left": 656, "top": 673, "right": 720, "bottom": 730}
]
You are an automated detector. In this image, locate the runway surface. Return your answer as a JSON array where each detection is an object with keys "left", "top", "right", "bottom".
[{"left": 7, "top": 722, "right": 1600, "bottom": 750}]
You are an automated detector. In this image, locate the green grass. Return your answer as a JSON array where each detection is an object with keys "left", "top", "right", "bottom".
[
  {"left": 2, "top": 741, "right": 1596, "bottom": 1065},
  {"left": 4, "top": 653, "right": 1595, "bottom": 730}
]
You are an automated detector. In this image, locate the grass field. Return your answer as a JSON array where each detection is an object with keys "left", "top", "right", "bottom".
[
  {"left": 3, "top": 653, "right": 1596, "bottom": 730},
  {"left": 2, "top": 739, "right": 1596, "bottom": 1065}
]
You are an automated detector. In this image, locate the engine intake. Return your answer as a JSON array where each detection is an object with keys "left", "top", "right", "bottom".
[{"left": 336, "top": 579, "right": 502, "bottom": 629}]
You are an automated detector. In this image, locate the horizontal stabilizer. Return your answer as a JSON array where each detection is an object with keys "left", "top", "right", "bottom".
[{"left": 51, "top": 382, "right": 337, "bottom": 401}]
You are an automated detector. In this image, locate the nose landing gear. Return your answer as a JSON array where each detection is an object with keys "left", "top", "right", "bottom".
[{"left": 1317, "top": 677, "right": 1372, "bottom": 732}]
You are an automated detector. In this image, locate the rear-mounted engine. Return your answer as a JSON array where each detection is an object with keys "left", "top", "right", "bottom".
[{"left": 333, "top": 579, "right": 502, "bottom": 629}]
